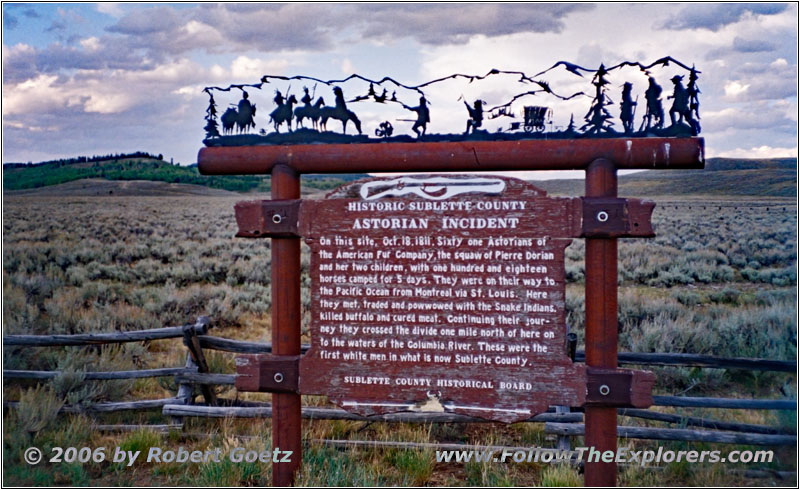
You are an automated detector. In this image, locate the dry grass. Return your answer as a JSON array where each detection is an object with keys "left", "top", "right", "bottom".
[{"left": 2, "top": 194, "right": 796, "bottom": 486}]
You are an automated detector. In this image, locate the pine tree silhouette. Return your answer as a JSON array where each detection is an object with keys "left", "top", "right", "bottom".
[{"left": 204, "top": 93, "right": 220, "bottom": 138}]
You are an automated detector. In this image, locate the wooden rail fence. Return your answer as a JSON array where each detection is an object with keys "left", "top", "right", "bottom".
[{"left": 4, "top": 319, "right": 797, "bottom": 455}]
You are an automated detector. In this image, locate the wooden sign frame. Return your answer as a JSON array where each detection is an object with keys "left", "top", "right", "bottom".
[{"left": 199, "top": 137, "right": 705, "bottom": 486}]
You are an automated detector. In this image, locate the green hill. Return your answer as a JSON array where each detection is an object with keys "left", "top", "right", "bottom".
[
  {"left": 4, "top": 153, "right": 795, "bottom": 198},
  {"left": 2, "top": 154, "right": 368, "bottom": 193},
  {"left": 536, "top": 157, "right": 797, "bottom": 198}
]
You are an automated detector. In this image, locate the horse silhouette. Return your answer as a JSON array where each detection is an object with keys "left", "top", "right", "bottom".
[
  {"left": 269, "top": 95, "right": 298, "bottom": 132},
  {"left": 220, "top": 105, "right": 257, "bottom": 134},
  {"left": 319, "top": 106, "right": 361, "bottom": 134},
  {"left": 319, "top": 86, "right": 362, "bottom": 135},
  {"left": 294, "top": 97, "right": 325, "bottom": 130},
  {"left": 221, "top": 107, "right": 238, "bottom": 134}
]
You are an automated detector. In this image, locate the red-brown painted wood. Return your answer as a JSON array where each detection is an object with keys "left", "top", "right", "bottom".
[
  {"left": 585, "top": 368, "right": 656, "bottom": 407},
  {"left": 198, "top": 137, "right": 704, "bottom": 175},
  {"left": 584, "top": 159, "right": 619, "bottom": 487},
  {"left": 270, "top": 165, "right": 302, "bottom": 486},
  {"left": 235, "top": 354, "right": 300, "bottom": 393},
  {"left": 297, "top": 176, "right": 586, "bottom": 423},
  {"left": 233, "top": 197, "right": 656, "bottom": 240}
]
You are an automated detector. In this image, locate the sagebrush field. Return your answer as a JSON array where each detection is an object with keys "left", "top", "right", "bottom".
[{"left": 3, "top": 190, "right": 797, "bottom": 486}]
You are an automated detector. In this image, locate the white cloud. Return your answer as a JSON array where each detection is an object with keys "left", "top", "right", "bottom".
[
  {"left": 230, "top": 56, "right": 288, "bottom": 80},
  {"left": 657, "top": 3, "right": 789, "bottom": 31},
  {"left": 3, "top": 74, "right": 82, "bottom": 116},
  {"left": 715, "top": 145, "right": 798, "bottom": 159},
  {"left": 724, "top": 80, "right": 750, "bottom": 98},
  {"left": 703, "top": 103, "right": 796, "bottom": 132},
  {"left": 96, "top": 3, "right": 124, "bottom": 18},
  {"left": 2, "top": 3, "right": 797, "bottom": 167},
  {"left": 84, "top": 92, "right": 133, "bottom": 114},
  {"left": 79, "top": 36, "right": 102, "bottom": 51},
  {"left": 771, "top": 58, "right": 789, "bottom": 69},
  {"left": 3, "top": 58, "right": 213, "bottom": 118}
]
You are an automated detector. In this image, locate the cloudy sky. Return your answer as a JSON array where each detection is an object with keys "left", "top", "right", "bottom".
[{"left": 2, "top": 3, "right": 797, "bottom": 167}]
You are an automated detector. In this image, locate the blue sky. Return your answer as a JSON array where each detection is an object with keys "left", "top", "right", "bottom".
[{"left": 2, "top": 3, "right": 797, "bottom": 168}]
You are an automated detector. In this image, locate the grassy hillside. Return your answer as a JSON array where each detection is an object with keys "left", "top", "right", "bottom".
[
  {"left": 537, "top": 157, "right": 797, "bottom": 198},
  {"left": 4, "top": 154, "right": 795, "bottom": 198},
  {"left": 3, "top": 156, "right": 268, "bottom": 192},
  {"left": 3, "top": 155, "right": 368, "bottom": 193}
]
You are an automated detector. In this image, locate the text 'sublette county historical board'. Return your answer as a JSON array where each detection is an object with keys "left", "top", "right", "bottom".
[{"left": 298, "top": 176, "right": 586, "bottom": 423}]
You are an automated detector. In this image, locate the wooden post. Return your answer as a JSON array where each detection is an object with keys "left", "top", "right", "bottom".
[
  {"left": 271, "top": 164, "right": 302, "bottom": 486},
  {"left": 584, "top": 158, "right": 618, "bottom": 486},
  {"left": 183, "top": 324, "right": 218, "bottom": 406},
  {"left": 171, "top": 353, "right": 198, "bottom": 427},
  {"left": 198, "top": 139, "right": 703, "bottom": 486}
]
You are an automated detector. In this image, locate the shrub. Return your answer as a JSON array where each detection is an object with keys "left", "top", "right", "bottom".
[
  {"left": 671, "top": 289, "right": 702, "bottom": 306},
  {"left": 709, "top": 287, "right": 740, "bottom": 304},
  {"left": 51, "top": 345, "right": 139, "bottom": 407},
  {"left": 14, "top": 385, "right": 64, "bottom": 435}
]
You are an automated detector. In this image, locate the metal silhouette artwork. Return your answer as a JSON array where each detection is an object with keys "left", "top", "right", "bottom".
[
  {"left": 620, "top": 82, "right": 637, "bottom": 135},
  {"left": 375, "top": 121, "right": 394, "bottom": 138},
  {"left": 464, "top": 99, "right": 485, "bottom": 134},
  {"left": 202, "top": 57, "right": 701, "bottom": 146},
  {"left": 642, "top": 76, "right": 665, "bottom": 131},
  {"left": 219, "top": 91, "right": 257, "bottom": 135},
  {"left": 688, "top": 67, "right": 701, "bottom": 133},
  {"left": 400, "top": 96, "right": 430, "bottom": 138},
  {"left": 580, "top": 64, "right": 615, "bottom": 135},
  {"left": 319, "top": 87, "right": 362, "bottom": 134},
  {"left": 669, "top": 74, "right": 701, "bottom": 134},
  {"left": 523, "top": 106, "right": 551, "bottom": 133},
  {"left": 295, "top": 96, "right": 325, "bottom": 130},
  {"left": 269, "top": 94, "right": 297, "bottom": 132},
  {"left": 204, "top": 93, "right": 220, "bottom": 138}
]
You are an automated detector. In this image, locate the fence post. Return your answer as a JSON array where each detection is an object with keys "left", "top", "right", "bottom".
[
  {"left": 584, "top": 158, "right": 619, "bottom": 486},
  {"left": 183, "top": 322, "right": 217, "bottom": 406},
  {"left": 270, "top": 164, "right": 303, "bottom": 486},
  {"left": 556, "top": 328, "right": 578, "bottom": 452},
  {"left": 171, "top": 354, "right": 198, "bottom": 427}
]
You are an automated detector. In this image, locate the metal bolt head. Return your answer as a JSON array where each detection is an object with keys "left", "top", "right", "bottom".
[
  {"left": 274, "top": 372, "right": 284, "bottom": 383},
  {"left": 599, "top": 384, "right": 610, "bottom": 396},
  {"left": 272, "top": 214, "right": 282, "bottom": 224},
  {"left": 597, "top": 211, "right": 609, "bottom": 222}
]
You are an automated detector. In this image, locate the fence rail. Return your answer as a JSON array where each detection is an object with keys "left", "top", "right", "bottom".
[
  {"left": 4, "top": 368, "right": 191, "bottom": 381},
  {"left": 3, "top": 320, "right": 797, "bottom": 451},
  {"left": 575, "top": 352, "right": 796, "bottom": 372},
  {"left": 3, "top": 318, "right": 209, "bottom": 347},
  {"left": 4, "top": 397, "right": 183, "bottom": 413},
  {"left": 193, "top": 337, "right": 797, "bottom": 373},
  {"left": 161, "top": 404, "right": 583, "bottom": 423},
  {"left": 653, "top": 396, "right": 796, "bottom": 410},
  {"left": 544, "top": 422, "right": 797, "bottom": 446},
  {"left": 6, "top": 329, "right": 795, "bottom": 373},
  {"left": 619, "top": 408, "right": 794, "bottom": 435}
]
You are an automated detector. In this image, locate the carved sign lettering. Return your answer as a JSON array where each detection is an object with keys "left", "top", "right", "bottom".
[{"left": 298, "top": 176, "right": 586, "bottom": 423}]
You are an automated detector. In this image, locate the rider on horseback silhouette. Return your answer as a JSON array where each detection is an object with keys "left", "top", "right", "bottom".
[
  {"left": 333, "top": 87, "right": 347, "bottom": 110},
  {"left": 301, "top": 87, "right": 312, "bottom": 107},
  {"left": 235, "top": 91, "right": 256, "bottom": 133},
  {"left": 269, "top": 89, "right": 297, "bottom": 133},
  {"left": 319, "top": 86, "right": 362, "bottom": 134}
]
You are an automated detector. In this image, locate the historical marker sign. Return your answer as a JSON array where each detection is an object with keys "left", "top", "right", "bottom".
[{"left": 298, "top": 175, "right": 587, "bottom": 423}]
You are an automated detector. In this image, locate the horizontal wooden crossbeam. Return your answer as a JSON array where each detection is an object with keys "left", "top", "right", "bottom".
[
  {"left": 232, "top": 197, "right": 656, "bottom": 239},
  {"left": 198, "top": 137, "right": 704, "bottom": 175}
]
